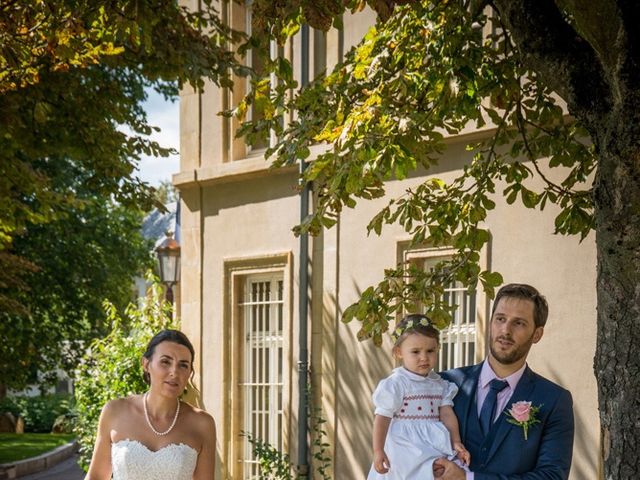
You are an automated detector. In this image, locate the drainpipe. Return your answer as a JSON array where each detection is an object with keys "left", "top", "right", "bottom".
[{"left": 297, "top": 22, "right": 311, "bottom": 478}]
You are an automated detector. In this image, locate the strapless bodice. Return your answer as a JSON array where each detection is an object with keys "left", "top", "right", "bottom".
[{"left": 111, "top": 439, "right": 197, "bottom": 480}]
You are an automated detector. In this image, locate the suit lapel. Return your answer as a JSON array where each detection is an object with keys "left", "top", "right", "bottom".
[
  {"left": 486, "top": 366, "right": 536, "bottom": 462},
  {"left": 458, "top": 363, "right": 483, "bottom": 441}
]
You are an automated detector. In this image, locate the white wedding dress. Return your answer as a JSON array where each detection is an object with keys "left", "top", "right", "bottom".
[{"left": 111, "top": 439, "right": 198, "bottom": 480}]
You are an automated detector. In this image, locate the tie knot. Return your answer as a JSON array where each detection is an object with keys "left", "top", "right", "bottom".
[{"left": 489, "top": 379, "right": 508, "bottom": 392}]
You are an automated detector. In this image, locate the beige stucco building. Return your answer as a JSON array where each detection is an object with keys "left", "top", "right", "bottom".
[{"left": 175, "top": 4, "right": 600, "bottom": 479}]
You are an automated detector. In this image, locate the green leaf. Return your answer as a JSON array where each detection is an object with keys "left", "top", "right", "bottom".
[
  {"left": 480, "top": 270, "right": 503, "bottom": 288},
  {"left": 505, "top": 185, "right": 520, "bottom": 204},
  {"left": 521, "top": 187, "right": 539, "bottom": 208}
]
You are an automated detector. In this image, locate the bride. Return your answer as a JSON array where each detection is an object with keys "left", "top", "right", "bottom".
[{"left": 85, "top": 329, "right": 216, "bottom": 480}]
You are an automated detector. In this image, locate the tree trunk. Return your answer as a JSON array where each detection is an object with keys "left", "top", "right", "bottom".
[
  {"left": 492, "top": 2, "right": 640, "bottom": 476},
  {"left": 593, "top": 116, "right": 640, "bottom": 478}
]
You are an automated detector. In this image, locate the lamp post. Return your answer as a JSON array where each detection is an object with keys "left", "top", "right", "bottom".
[{"left": 155, "top": 231, "right": 180, "bottom": 305}]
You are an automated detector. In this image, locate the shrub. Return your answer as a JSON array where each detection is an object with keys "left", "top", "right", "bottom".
[
  {"left": 243, "top": 407, "right": 333, "bottom": 479},
  {"left": 52, "top": 412, "right": 77, "bottom": 433},
  {"left": 74, "top": 282, "right": 175, "bottom": 470},
  {"left": 0, "top": 394, "right": 74, "bottom": 433},
  {"left": 243, "top": 432, "right": 294, "bottom": 480},
  {"left": 0, "top": 397, "right": 20, "bottom": 419}
]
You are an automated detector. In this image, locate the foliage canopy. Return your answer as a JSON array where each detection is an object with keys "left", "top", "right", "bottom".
[
  {"left": 240, "top": 0, "right": 595, "bottom": 344},
  {"left": 0, "top": 0, "right": 246, "bottom": 312},
  {"left": 0, "top": 0, "right": 247, "bottom": 391},
  {"left": 0, "top": 163, "right": 153, "bottom": 390}
]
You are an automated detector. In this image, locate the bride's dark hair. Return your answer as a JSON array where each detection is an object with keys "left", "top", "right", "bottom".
[{"left": 142, "top": 329, "right": 195, "bottom": 385}]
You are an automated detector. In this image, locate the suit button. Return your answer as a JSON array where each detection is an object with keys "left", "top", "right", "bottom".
[{"left": 482, "top": 447, "right": 487, "bottom": 451}]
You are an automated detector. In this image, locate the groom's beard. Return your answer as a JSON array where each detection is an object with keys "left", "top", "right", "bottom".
[{"left": 489, "top": 331, "right": 536, "bottom": 365}]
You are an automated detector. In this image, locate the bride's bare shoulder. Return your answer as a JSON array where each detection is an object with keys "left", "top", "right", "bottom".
[
  {"left": 181, "top": 402, "right": 216, "bottom": 434},
  {"left": 102, "top": 395, "right": 142, "bottom": 418}
]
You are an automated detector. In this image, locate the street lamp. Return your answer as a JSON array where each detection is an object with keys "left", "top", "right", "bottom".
[{"left": 155, "top": 231, "right": 180, "bottom": 304}]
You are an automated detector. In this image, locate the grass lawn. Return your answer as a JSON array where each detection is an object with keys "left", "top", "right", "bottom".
[{"left": 0, "top": 433, "right": 75, "bottom": 464}]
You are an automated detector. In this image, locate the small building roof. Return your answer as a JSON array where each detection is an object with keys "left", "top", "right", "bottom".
[{"left": 142, "top": 201, "right": 177, "bottom": 248}]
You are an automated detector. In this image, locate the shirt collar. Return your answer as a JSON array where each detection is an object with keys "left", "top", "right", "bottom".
[
  {"left": 479, "top": 359, "right": 527, "bottom": 391},
  {"left": 396, "top": 366, "right": 441, "bottom": 382}
]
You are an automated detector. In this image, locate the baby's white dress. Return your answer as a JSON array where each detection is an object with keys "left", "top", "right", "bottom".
[
  {"left": 367, "top": 367, "right": 458, "bottom": 480},
  {"left": 111, "top": 439, "right": 197, "bottom": 480}
]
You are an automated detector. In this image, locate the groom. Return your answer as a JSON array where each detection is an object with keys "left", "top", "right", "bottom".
[{"left": 436, "top": 283, "right": 574, "bottom": 479}]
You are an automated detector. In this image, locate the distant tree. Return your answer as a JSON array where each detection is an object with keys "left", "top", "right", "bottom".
[
  {"left": 0, "top": 162, "right": 153, "bottom": 392},
  {"left": 153, "top": 179, "right": 178, "bottom": 207},
  {"left": 0, "top": 0, "right": 246, "bottom": 312},
  {"left": 241, "top": 0, "right": 640, "bottom": 477}
]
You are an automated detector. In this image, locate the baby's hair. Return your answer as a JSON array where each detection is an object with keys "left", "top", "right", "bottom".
[{"left": 392, "top": 313, "right": 440, "bottom": 347}]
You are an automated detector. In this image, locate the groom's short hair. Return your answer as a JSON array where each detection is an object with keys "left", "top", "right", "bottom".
[{"left": 492, "top": 283, "right": 549, "bottom": 328}]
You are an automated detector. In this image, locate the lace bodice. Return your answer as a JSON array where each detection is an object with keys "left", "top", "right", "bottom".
[{"left": 111, "top": 439, "right": 197, "bottom": 480}]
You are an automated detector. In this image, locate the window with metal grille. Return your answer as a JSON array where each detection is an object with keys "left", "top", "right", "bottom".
[
  {"left": 438, "top": 281, "right": 477, "bottom": 370},
  {"left": 404, "top": 250, "right": 480, "bottom": 370},
  {"left": 420, "top": 257, "right": 477, "bottom": 370},
  {"left": 239, "top": 274, "right": 285, "bottom": 479}
]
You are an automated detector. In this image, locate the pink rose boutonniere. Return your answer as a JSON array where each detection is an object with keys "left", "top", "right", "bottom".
[{"left": 506, "top": 401, "right": 541, "bottom": 440}]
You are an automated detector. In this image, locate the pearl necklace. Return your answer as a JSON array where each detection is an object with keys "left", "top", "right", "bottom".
[{"left": 143, "top": 392, "right": 180, "bottom": 436}]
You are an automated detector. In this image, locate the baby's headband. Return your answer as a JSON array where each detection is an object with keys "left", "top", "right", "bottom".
[{"left": 390, "top": 315, "right": 436, "bottom": 343}]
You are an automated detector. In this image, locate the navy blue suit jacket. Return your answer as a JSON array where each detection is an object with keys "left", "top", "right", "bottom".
[{"left": 441, "top": 363, "right": 574, "bottom": 480}]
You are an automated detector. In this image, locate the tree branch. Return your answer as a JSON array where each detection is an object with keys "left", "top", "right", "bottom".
[
  {"left": 494, "top": 0, "right": 613, "bottom": 132},
  {"left": 614, "top": 2, "right": 640, "bottom": 103},
  {"left": 555, "top": 0, "right": 621, "bottom": 71}
]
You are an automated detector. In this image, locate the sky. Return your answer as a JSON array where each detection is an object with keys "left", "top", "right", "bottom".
[{"left": 135, "top": 89, "right": 180, "bottom": 187}]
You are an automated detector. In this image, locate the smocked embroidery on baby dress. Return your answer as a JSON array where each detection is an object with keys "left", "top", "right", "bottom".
[
  {"left": 111, "top": 439, "right": 197, "bottom": 480},
  {"left": 367, "top": 367, "right": 459, "bottom": 480}
]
